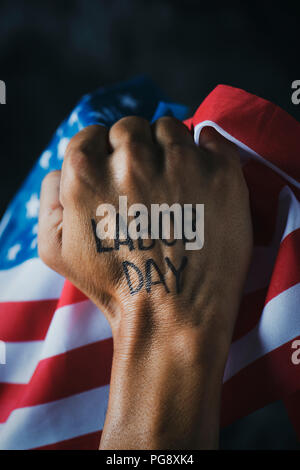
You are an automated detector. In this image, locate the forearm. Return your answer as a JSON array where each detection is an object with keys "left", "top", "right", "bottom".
[{"left": 99, "top": 306, "right": 229, "bottom": 450}]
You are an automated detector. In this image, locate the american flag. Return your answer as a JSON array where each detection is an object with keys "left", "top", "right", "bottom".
[{"left": 0, "top": 77, "right": 299, "bottom": 449}]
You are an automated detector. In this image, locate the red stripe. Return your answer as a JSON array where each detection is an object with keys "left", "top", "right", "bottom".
[
  {"left": 33, "top": 431, "right": 102, "bottom": 450},
  {"left": 221, "top": 337, "right": 300, "bottom": 428},
  {"left": 56, "top": 280, "right": 87, "bottom": 308},
  {"left": 243, "top": 160, "right": 285, "bottom": 246},
  {"left": 0, "top": 281, "right": 89, "bottom": 342},
  {"left": 233, "top": 288, "right": 267, "bottom": 342},
  {"left": 233, "top": 229, "right": 300, "bottom": 341},
  {"left": 191, "top": 84, "right": 300, "bottom": 182},
  {"left": 0, "top": 299, "right": 58, "bottom": 342},
  {"left": 0, "top": 338, "right": 113, "bottom": 423}
]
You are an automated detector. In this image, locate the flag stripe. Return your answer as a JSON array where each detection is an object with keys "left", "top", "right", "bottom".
[
  {"left": 192, "top": 85, "right": 300, "bottom": 184},
  {"left": 0, "top": 339, "right": 113, "bottom": 423},
  {"left": 0, "top": 258, "right": 64, "bottom": 302},
  {"left": 0, "top": 299, "right": 58, "bottom": 342},
  {"left": 0, "top": 386, "right": 109, "bottom": 450},
  {"left": 221, "top": 337, "right": 300, "bottom": 427},
  {"left": 33, "top": 430, "right": 102, "bottom": 450},
  {"left": 233, "top": 288, "right": 267, "bottom": 342},
  {"left": 224, "top": 283, "right": 300, "bottom": 383},
  {"left": 0, "top": 300, "right": 112, "bottom": 384},
  {"left": 233, "top": 227, "right": 300, "bottom": 341},
  {"left": 265, "top": 228, "right": 300, "bottom": 303},
  {"left": 0, "top": 341, "right": 43, "bottom": 384}
]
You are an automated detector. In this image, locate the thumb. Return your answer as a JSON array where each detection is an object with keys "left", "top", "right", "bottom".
[{"left": 38, "top": 170, "right": 64, "bottom": 273}]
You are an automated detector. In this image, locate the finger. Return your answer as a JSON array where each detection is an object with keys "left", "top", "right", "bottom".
[
  {"left": 151, "top": 117, "right": 195, "bottom": 177},
  {"left": 152, "top": 117, "right": 194, "bottom": 147},
  {"left": 65, "top": 124, "right": 110, "bottom": 158},
  {"left": 198, "top": 127, "right": 240, "bottom": 163},
  {"left": 109, "top": 117, "right": 157, "bottom": 179},
  {"left": 38, "top": 170, "right": 64, "bottom": 272},
  {"left": 61, "top": 125, "right": 109, "bottom": 204},
  {"left": 109, "top": 116, "right": 153, "bottom": 149}
]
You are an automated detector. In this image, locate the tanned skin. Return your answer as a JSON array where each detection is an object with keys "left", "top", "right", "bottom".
[{"left": 38, "top": 117, "right": 252, "bottom": 449}]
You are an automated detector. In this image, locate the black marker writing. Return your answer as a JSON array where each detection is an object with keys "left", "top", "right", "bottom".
[
  {"left": 122, "top": 261, "right": 144, "bottom": 295},
  {"left": 145, "top": 258, "right": 170, "bottom": 294},
  {"left": 165, "top": 256, "right": 188, "bottom": 294}
]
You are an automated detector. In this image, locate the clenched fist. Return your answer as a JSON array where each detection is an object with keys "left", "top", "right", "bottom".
[{"left": 38, "top": 117, "right": 252, "bottom": 449}]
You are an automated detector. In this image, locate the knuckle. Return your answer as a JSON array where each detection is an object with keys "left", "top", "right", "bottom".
[
  {"left": 110, "top": 116, "right": 148, "bottom": 140},
  {"left": 65, "top": 148, "right": 89, "bottom": 174},
  {"left": 66, "top": 125, "right": 101, "bottom": 162},
  {"left": 69, "top": 125, "right": 106, "bottom": 155},
  {"left": 61, "top": 151, "right": 91, "bottom": 202},
  {"left": 156, "top": 116, "right": 180, "bottom": 128}
]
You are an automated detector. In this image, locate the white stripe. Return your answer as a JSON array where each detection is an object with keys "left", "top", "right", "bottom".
[
  {"left": 0, "top": 300, "right": 111, "bottom": 384},
  {"left": 0, "top": 341, "right": 43, "bottom": 384},
  {"left": 224, "top": 282, "right": 300, "bottom": 383},
  {"left": 40, "top": 299, "right": 112, "bottom": 359},
  {"left": 194, "top": 120, "right": 300, "bottom": 190},
  {"left": 0, "top": 386, "right": 109, "bottom": 449},
  {"left": 280, "top": 186, "right": 300, "bottom": 241},
  {"left": 0, "top": 258, "right": 65, "bottom": 302}
]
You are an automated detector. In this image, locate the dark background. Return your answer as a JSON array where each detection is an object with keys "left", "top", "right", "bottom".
[{"left": 0, "top": 0, "right": 299, "bottom": 449}]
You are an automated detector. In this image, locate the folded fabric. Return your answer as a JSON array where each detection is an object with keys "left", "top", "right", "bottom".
[{"left": 0, "top": 77, "right": 299, "bottom": 449}]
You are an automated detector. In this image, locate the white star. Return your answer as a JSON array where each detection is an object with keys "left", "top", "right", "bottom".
[
  {"left": 88, "top": 111, "right": 106, "bottom": 121},
  {"left": 0, "top": 210, "right": 11, "bottom": 237},
  {"left": 32, "top": 223, "right": 38, "bottom": 235},
  {"left": 57, "top": 137, "right": 70, "bottom": 160},
  {"left": 7, "top": 243, "right": 21, "bottom": 260},
  {"left": 26, "top": 193, "right": 40, "bottom": 218},
  {"left": 69, "top": 109, "right": 79, "bottom": 126},
  {"left": 31, "top": 237, "right": 38, "bottom": 249},
  {"left": 40, "top": 150, "right": 52, "bottom": 169},
  {"left": 119, "top": 94, "right": 138, "bottom": 109}
]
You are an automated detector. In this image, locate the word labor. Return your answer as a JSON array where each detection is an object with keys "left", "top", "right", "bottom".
[{"left": 94, "top": 196, "right": 204, "bottom": 251}]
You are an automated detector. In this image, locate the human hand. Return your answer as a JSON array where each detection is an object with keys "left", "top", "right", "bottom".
[{"left": 38, "top": 117, "right": 252, "bottom": 449}]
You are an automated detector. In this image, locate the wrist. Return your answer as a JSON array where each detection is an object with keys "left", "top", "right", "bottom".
[
  {"left": 100, "top": 301, "right": 231, "bottom": 449},
  {"left": 111, "top": 296, "right": 234, "bottom": 375}
]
